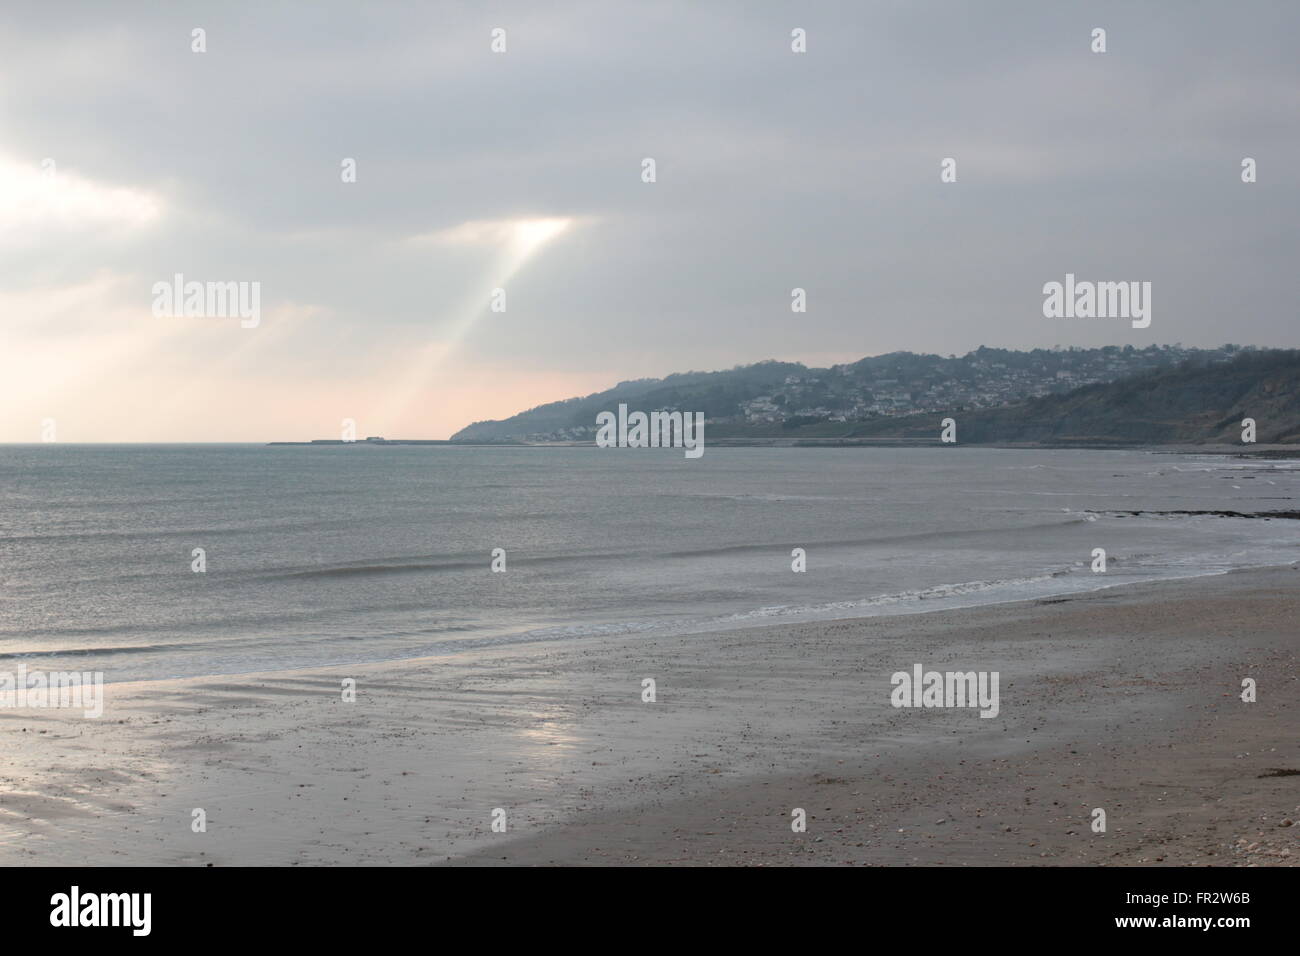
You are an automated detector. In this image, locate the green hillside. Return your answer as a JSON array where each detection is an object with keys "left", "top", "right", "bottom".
[{"left": 451, "top": 346, "right": 1299, "bottom": 445}]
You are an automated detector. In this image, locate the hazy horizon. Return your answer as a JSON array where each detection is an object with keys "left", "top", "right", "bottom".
[
  {"left": 4, "top": 1, "right": 1298, "bottom": 441},
  {"left": 3, "top": 340, "right": 1283, "bottom": 444}
]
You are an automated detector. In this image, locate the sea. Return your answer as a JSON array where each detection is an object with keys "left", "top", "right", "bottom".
[{"left": 0, "top": 445, "right": 1295, "bottom": 682}]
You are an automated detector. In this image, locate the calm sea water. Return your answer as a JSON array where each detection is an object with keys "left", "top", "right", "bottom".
[{"left": 0, "top": 445, "right": 1295, "bottom": 681}]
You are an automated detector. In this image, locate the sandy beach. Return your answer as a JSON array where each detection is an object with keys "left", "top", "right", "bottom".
[{"left": 2, "top": 566, "right": 1295, "bottom": 867}]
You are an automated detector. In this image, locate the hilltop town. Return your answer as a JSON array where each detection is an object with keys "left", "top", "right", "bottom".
[{"left": 453, "top": 344, "right": 1263, "bottom": 443}]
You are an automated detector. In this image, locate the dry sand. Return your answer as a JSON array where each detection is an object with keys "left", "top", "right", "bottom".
[{"left": 1, "top": 566, "right": 1296, "bottom": 866}]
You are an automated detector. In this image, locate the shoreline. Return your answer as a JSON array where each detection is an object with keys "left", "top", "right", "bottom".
[
  {"left": 19, "top": 556, "right": 1299, "bottom": 690},
  {"left": 2, "top": 566, "right": 1296, "bottom": 865},
  {"left": 259, "top": 440, "right": 1300, "bottom": 454}
]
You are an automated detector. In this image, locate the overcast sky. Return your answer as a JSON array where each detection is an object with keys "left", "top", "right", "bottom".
[{"left": 2, "top": 1, "right": 1297, "bottom": 441}]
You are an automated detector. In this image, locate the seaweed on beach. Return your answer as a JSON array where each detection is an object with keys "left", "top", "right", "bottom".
[{"left": 1106, "top": 510, "right": 1300, "bottom": 520}]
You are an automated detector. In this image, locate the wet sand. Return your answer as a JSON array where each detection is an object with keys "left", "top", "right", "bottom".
[{"left": 1, "top": 566, "right": 1296, "bottom": 866}]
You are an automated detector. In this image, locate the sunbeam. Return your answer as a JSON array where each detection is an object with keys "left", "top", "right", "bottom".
[{"left": 372, "top": 217, "right": 575, "bottom": 430}]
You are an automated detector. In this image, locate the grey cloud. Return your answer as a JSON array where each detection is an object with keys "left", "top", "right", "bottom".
[{"left": 1, "top": 0, "right": 1297, "bottom": 389}]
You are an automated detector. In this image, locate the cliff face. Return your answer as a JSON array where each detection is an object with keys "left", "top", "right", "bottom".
[{"left": 846, "top": 351, "right": 1300, "bottom": 444}]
